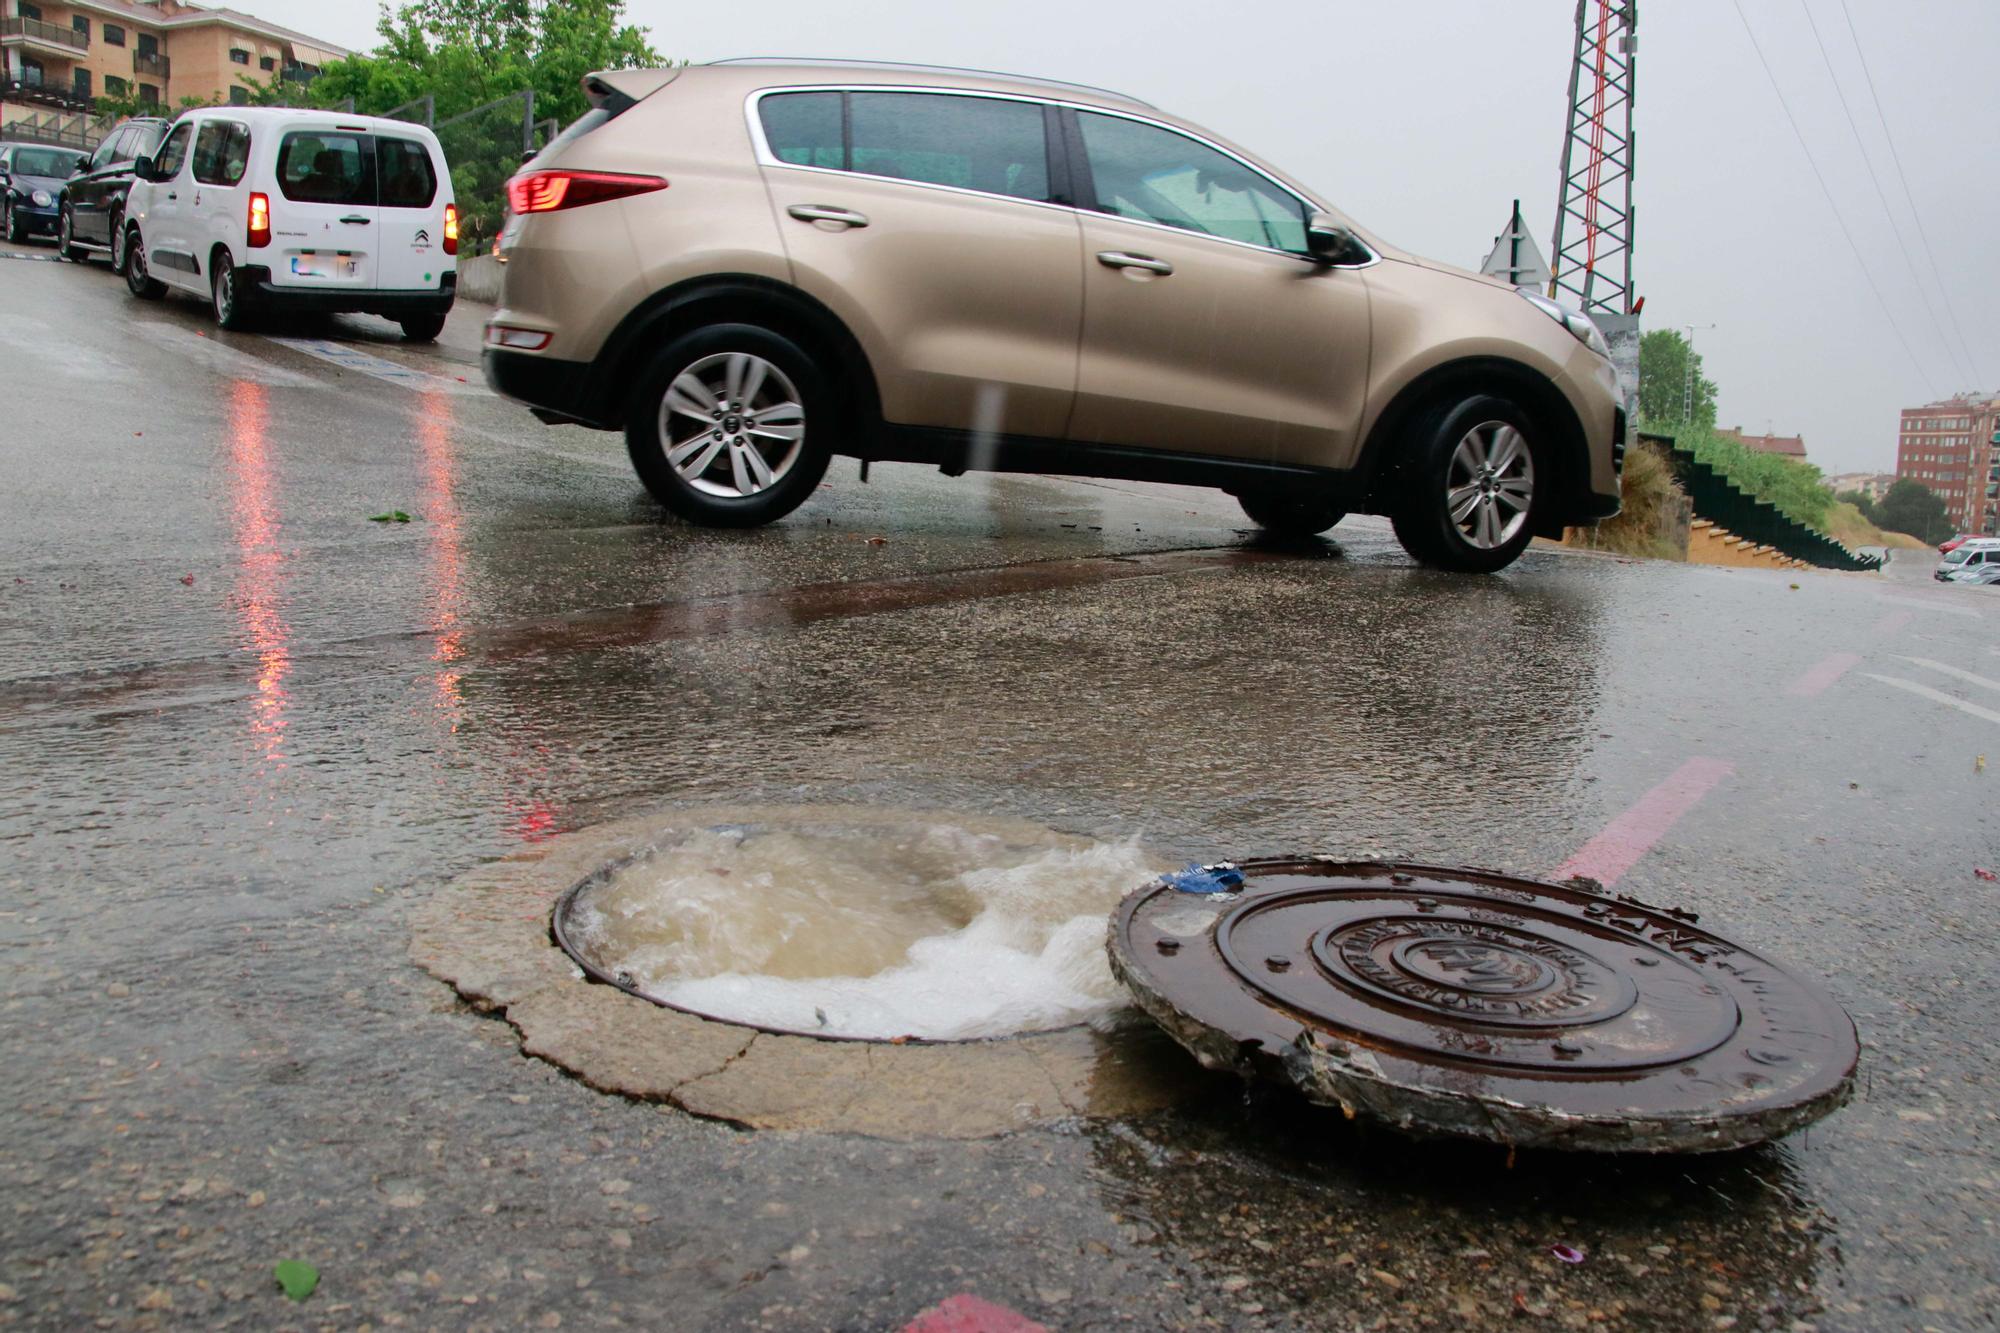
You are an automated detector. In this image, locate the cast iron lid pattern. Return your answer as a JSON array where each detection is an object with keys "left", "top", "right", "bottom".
[{"left": 1108, "top": 859, "right": 1859, "bottom": 1153}]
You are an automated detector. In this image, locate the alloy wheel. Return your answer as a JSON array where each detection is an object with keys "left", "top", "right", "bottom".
[
  {"left": 655, "top": 351, "right": 806, "bottom": 498},
  {"left": 111, "top": 217, "right": 125, "bottom": 271},
  {"left": 213, "top": 256, "right": 234, "bottom": 324},
  {"left": 1445, "top": 420, "right": 1535, "bottom": 550}
]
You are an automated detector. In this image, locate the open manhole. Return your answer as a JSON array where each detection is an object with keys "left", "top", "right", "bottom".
[
  {"left": 553, "top": 810, "right": 1165, "bottom": 1041},
  {"left": 1110, "top": 859, "right": 1859, "bottom": 1152}
]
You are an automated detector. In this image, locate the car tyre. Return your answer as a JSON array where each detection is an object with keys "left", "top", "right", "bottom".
[
  {"left": 109, "top": 208, "right": 128, "bottom": 275},
  {"left": 624, "top": 323, "right": 833, "bottom": 528},
  {"left": 398, "top": 313, "right": 446, "bottom": 343},
  {"left": 124, "top": 226, "right": 165, "bottom": 299},
  {"left": 3, "top": 198, "right": 22, "bottom": 245},
  {"left": 210, "top": 251, "right": 250, "bottom": 329},
  {"left": 58, "top": 205, "right": 85, "bottom": 262},
  {"left": 1236, "top": 489, "right": 1345, "bottom": 537},
  {"left": 1390, "top": 393, "right": 1544, "bottom": 573}
]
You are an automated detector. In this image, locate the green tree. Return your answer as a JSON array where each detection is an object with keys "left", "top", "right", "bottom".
[
  {"left": 1836, "top": 489, "right": 1881, "bottom": 524},
  {"left": 1874, "top": 478, "right": 1955, "bottom": 544},
  {"left": 1636, "top": 329, "right": 1718, "bottom": 430}
]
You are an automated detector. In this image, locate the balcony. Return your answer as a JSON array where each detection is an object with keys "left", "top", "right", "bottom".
[
  {"left": 0, "top": 16, "right": 88, "bottom": 55},
  {"left": 131, "top": 50, "right": 168, "bottom": 79},
  {"left": 1, "top": 74, "right": 92, "bottom": 113}
]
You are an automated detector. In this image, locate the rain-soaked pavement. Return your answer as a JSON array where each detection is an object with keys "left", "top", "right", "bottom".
[{"left": 4, "top": 239, "right": 1998, "bottom": 1332}]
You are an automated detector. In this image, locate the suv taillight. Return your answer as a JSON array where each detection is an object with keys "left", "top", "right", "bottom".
[
  {"left": 443, "top": 202, "right": 458, "bottom": 256},
  {"left": 505, "top": 170, "right": 667, "bottom": 215},
  {"left": 247, "top": 191, "right": 270, "bottom": 248}
]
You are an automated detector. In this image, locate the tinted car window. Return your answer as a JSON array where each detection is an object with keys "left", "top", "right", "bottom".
[
  {"left": 129, "top": 122, "right": 168, "bottom": 162},
  {"left": 376, "top": 137, "right": 436, "bottom": 208},
  {"left": 152, "top": 121, "right": 193, "bottom": 179},
  {"left": 1076, "top": 111, "right": 1308, "bottom": 253},
  {"left": 192, "top": 120, "right": 249, "bottom": 185},
  {"left": 89, "top": 128, "right": 125, "bottom": 171},
  {"left": 759, "top": 92, "right": 843, "bottom": 169},
  {"left": 848, "top": 93, "right": 1050, "bottom": 202},
  {"left": 276, "top": 131, "right": 373, "bottom": 204}
]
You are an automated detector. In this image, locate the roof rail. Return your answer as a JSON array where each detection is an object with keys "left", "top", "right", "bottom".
[{"left": 706, "top": 56, "right": 1154, "bottom": 108}]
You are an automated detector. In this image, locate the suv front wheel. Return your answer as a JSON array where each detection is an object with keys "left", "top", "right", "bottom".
[
  {"left": 1391, "top": 394, "right": 1544, "bottom": 573},
  {"left": 624, "top": 324, "right": 832, "bottom": 528}
]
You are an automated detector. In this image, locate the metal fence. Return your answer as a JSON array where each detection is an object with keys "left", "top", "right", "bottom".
[
  {"left": 1650, "top": 432, "right": 1884, "bottom": 572},
  {"left": 0, "top": 107, "right": 110, "bottom": 149},
  {"left": 380, "top": 89, "right": 552, "bottom": 257}
]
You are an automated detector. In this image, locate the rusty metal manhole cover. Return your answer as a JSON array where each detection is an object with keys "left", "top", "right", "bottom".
[{"left": 1109, "top": 859, "right": 1858, "bottom": 1153}]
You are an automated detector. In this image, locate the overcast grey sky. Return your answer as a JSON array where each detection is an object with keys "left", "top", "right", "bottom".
[{"left": 258, "top": 0, "right": 1998, "bottom": 474}]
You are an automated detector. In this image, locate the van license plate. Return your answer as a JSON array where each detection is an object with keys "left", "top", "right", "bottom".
[{"left": 291, "top": 255, "right": 357, "bottom": 278}]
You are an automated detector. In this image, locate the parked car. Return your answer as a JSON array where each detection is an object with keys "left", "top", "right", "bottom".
[
  {"left": 1934, "top": 538, "right": 2000, "bottom": 581},
  {"left": 1945, "top": 562, "right": 2000, "bottom": 587},
  {"left": 482, "top": 61, "right": 1624, "bottom": 572},
  {"left": 0, "top": 143, "right": 87, "bottom": 244},
  {"left": 1939, "top": 533, "right": 1978, "bottom": 555},
  {"left": 58, "top": 115, "right": 171, "bottom": 272},
  {"left": 120, "top": 107, "right": 459, "bottom": 339}
]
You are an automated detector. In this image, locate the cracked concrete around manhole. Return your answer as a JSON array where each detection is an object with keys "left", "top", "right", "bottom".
[{"left": 410, "top": 806, "right": 1195, "bottom": 1137}]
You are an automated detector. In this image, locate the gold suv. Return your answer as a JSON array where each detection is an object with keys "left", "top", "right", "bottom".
[{"left": 485, "top": 60, "right": 1623, "bottom": 572}]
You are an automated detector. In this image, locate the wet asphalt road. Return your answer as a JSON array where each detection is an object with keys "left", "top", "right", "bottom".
[{"left": 3, "top": 237, "right": 1999, "bottom": 1333}]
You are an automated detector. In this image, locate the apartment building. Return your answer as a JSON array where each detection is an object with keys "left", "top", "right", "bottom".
[
  {"left": 1826, "top": 472, "right": 1897, "bottom": 502},
  {"left": 1715, "top": 427, "right": 1808, "bottom": 460},
  {"left": 1895, "top": 394, "right": 2000, "bottom": 535},
  {"left": 1, "top": 0, "right": 345, "bottom": 129}
]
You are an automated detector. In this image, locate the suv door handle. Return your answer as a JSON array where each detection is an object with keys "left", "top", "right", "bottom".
[
  {"left": 1097, "top": 251, "right": 1173, "bottom": 275},
  {"left": 787, "top": 204, "right": 868, "bottom": 228},
  {"left": 339, "top": 215, "right": 371, "bottom": 225}
]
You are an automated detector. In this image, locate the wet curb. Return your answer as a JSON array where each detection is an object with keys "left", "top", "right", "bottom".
[{"left": 410, "top": 805, "right": 1193, "bottom": 1138}]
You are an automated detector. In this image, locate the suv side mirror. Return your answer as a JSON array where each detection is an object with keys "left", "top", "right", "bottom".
[
  {"left": 1306, "top": 212, "right": 1372, "bottom": 266},
  {"left": 132, "top": 154, "right": 156, "bottom": 182}
]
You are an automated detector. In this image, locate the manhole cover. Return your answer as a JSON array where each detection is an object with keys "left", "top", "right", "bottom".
[{"left": 1109, "top": 859, "right": 1858, "bottom": 1152}]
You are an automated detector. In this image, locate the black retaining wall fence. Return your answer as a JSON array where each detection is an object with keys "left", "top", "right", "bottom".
[{"left": 1639, "top": 432, "right": 1883, "bottom": 572}]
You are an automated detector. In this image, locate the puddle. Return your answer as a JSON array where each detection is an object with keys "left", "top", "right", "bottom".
[{"left": 556, "top": 810, "right": 1166, "bottom": 1041}]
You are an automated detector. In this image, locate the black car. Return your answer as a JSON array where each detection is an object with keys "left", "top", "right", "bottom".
[
  {"left": 58, "top": 116, "right": 170, "bottom": 272},
  {"left": 0, "top": 143, "right": 85, "bottom": 243}
]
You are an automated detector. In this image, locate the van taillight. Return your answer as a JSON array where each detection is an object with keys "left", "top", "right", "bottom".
[
  {"left": 505, "top": 170, "right": 667, "bottom": 215},
  {"left": 443, "top": 203, "right": 458, "bottom": 256},
  {"left": 247, "top": 191, "right": 271, "bottom": 248}
]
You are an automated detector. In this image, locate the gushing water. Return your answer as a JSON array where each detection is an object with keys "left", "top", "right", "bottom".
[{"left": 561, "top": 813, "right": 1164, "bottom": 1040}]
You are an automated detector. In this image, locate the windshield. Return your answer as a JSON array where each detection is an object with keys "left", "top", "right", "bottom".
[
  {"left": 10, "top": 148, "right": 75, "bottom": 177},
  {"left": 1944, "top": 548, "right": 1976, "bottom": 564}
]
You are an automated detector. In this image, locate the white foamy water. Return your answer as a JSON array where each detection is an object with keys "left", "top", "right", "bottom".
[{"left": 562, "top": 815, "right": 1165, "bottom": 1041}]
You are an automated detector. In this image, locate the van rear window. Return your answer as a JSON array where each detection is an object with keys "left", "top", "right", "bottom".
[
  {"left": 376, "top": 137, "right": 437, "bottom": 208},
  {"left": 277, "top": 131, "right": 373, "bottom": 204}
]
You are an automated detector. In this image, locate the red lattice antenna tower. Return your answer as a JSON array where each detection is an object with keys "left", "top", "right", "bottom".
[{"left": 1549, "top": 1, "right": 1638, "bottom": 316}]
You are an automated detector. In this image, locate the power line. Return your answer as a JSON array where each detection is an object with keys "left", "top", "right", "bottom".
[
  {"left": 1729, "top": 0, "right": 1938, "bottom": 398},
  {"left": 1796, "top": 0, "right": 1975, "bottom": 388},
  {"left": 1835, "top": 0, "right": 1987, "bottom": 389}
]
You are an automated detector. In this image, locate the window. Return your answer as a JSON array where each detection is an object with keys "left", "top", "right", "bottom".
[
  {"left": 192, "top": 120, "right": 249, "bottom": 185},
  {"left": 228, "top": 85, "right": 248, "bottom": 105},
  {"left": 151, "top": 120, "right": 192, "bottom": 179},
  {"left": 130, "top": 120, "right": 167, "bottom": 158},
  {"left": 105, "top": 75, "right": 127, "bottom": 97},
  {"left": 759, "top": 91, "right": 842, "bottom": 169},
  {"left": 102, "top": 23, "right": 124, "bottom": 46},
  {"left": 138, "top": 83, "right": 159, "bottom": 105},
  {"left": 848, "top": 92, "right": 1050, "bottom": 201},
  {"left": 276, "top": 130, "right": 372, "bottom": 204},
  {"left": 376, "top": 136, "right": 437, "bottom": 208},
  {"left": 71, "top": 15, "right": 88, "bottom": 38},
  {"left": 1076, "top": 110, "right": 1309, "bottom": 253},
  {"left": 135, "top": 33, "right": 155, "bottom": 56},
  {"left": 72, "top": 68, "right": 90, "bottom": 97},
  {"left": 89, "top": 127, "right": 124, "bottom": 171},
  {"left": 17, "top": 2, "right": 39, "bottom": 19},
  {"left": 259, "top": 55, "right": 274, "bottom": 71},
  {"left": 229, "top": 48, "right": 249, "bottom": 65}
]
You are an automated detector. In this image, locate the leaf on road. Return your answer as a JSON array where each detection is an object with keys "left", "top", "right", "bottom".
[
  {"left": 273, "top": 1259, "right": 318, "bottom": 1301},
  {"left": 369, "top": 511, "right": 413, "bottom": 524}
]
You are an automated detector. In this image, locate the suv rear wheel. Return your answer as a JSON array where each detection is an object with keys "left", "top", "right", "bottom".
[
  {"left": 1391, "top": 394, "right": 1543, "bottom": 573},
  {"left": 624, "top": 324, "right": 832, "bottom": 528},
  {"left": 1236, "top": 490, "right": 1345, "bottom": 538}
]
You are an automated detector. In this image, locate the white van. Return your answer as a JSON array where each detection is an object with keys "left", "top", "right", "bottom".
[
  {"left": 1936, "top": 537, "right": 2000, "bottom": 582},
  {"left": 121, "top": 107, "right": 458, "bottom": 340}
]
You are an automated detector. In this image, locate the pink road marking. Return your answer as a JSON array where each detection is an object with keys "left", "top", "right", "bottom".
[
  {"left": 1554, "top": 757, "right": 1735, "bottom": 887},
  {"left": 1872, "top": 610, "right": 1913, "bottom": 634},
  {"left": 1786, "top": 652, "right": 1861, "bottom": 698},
  {"left": 903, "top": 1295, "right": 1049, "bottom": 1333}
]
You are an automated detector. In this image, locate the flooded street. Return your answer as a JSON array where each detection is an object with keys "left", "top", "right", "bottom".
[{"left": 4, "top": 246, "right": 1999, "bottom": 1330}]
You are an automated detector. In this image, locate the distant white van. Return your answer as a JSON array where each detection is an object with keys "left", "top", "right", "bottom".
[
  {"left": 1936, "top": 537, "right": 2000, "bottom": 582},
  {"left": 121, "top": 106, "right": 458, "bottom": 340}
]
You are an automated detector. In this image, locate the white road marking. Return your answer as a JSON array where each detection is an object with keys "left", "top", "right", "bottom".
[
  {"left": 1875, "top": 594, "right": 1981, "bottom": 619},
  {"left": 126, "top": 322, "right": 322, "bottom": 388},
  {"left": 1901, "top": 657, "right": 2000, "bottom": 693},
  {"left": 265, "top": 336, "right": 486, "bottom": 394},
  {"left": 1865, "top": 673, "right": 2000, "bottom": 726}
]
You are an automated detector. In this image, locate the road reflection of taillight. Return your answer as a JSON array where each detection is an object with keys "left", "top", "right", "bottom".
[
  {"left": 247, "top": 191, "right": 270, "bottom": 248},
  {"left": 443, "top": 202, "right": 458, "bottom": 256}
]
